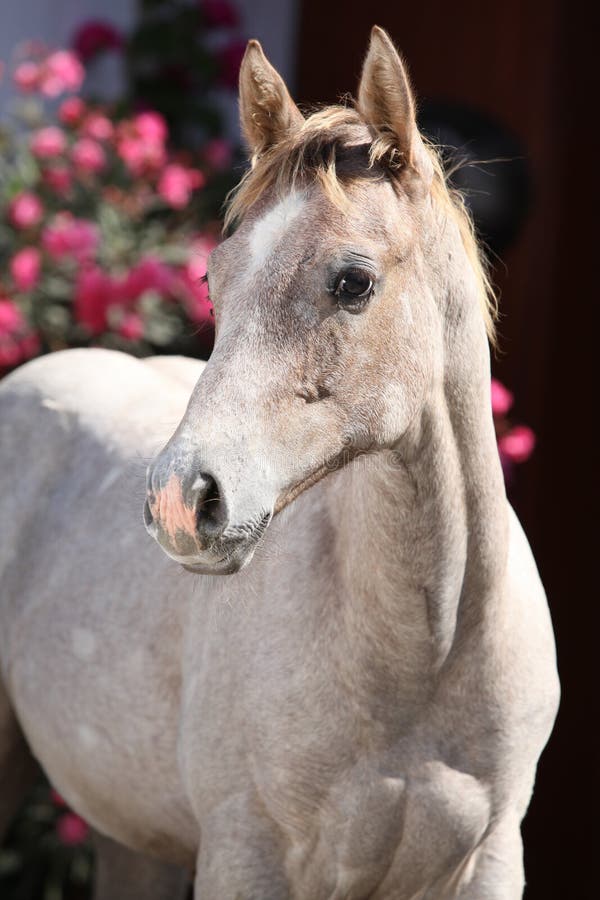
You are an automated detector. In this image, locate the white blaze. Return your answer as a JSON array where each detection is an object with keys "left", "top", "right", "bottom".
[{"left": 248, "top": 191, "right": 305, "bottom": 273}]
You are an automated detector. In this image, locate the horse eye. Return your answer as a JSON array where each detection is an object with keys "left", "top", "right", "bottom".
[{"left": 333, "top": 268, "right": 374, "bottom": 311}]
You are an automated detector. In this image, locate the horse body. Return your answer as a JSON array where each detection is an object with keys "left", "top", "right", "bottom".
[
  {"left": 0, "top": 346, "right": 557, "bottom": 898},
  {"left": 0, "top": 28, "right": 558, "bottom": 900}
]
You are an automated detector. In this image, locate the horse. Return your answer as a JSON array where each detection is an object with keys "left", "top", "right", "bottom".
[{"left": 0, "top": 27, "right": 559, "bottom": 899}]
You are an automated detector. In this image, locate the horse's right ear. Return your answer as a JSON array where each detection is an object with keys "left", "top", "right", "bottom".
[{"left": 239, "top": 41, "right": 303, "bottom": 159}]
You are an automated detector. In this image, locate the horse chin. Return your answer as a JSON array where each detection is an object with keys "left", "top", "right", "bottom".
[{"left": 181, "top": 544, "right": 257, "bottom": 576}]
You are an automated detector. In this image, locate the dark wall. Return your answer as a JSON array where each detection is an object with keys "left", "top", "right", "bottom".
[{"left": 296, "top": 2, "right": 595, "bottom": 897}]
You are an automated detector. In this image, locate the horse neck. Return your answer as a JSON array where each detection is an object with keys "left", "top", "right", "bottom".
[{"left": 324, "top": 254, "right": 508, "bottom": 709}]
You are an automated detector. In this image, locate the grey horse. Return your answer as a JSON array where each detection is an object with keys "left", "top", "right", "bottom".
[{"left": 0, "top": 27, "right": 558, "bottom": 899}]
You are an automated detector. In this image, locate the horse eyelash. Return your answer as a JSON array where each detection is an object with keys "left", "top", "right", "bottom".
[{"left": 199, "top": 273, "right": 215, "bottom": 316}]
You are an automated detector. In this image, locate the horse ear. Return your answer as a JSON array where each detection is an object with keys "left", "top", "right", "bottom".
[
  {"left": 239, "top": 40, "right": 303, "bottom": 158},
  {"left": 357, "top": 26, "right": 419, "bottom": 170}
]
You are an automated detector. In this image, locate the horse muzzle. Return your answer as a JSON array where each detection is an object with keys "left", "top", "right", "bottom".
[{"left": 143, "top": 456, "right": 273, "bottom": 575}]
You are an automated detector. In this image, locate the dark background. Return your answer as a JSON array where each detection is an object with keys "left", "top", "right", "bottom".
[{"left": 296, "top": 1, "right": 596, "bottom": 897}]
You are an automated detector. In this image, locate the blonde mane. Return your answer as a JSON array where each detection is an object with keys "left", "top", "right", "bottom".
[{"left": 225, "top": 106, "right": 497, "bottom": 344}]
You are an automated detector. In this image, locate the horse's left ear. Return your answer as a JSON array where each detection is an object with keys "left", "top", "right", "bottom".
[
  {"left": 358, "top": 26, "right": 429, "bottom": 177},
  {"left": 239, "top": 40, "right": 304, "bottom": 159}
]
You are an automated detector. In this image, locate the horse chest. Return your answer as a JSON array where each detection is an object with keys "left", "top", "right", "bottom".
[{"left": 257, "top": 750, "right": 491, "bottom": 899}]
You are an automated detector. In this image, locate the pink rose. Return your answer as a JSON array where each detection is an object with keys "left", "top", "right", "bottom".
[
  {"left": 200, "top": 0, "right": 240, "bottom": 28},
  {"left": 121, "top": 257, "right": 174, "bottom": 302},
  {"left": 13, "top": 60, "right": 41, "bottom": 92},
  {"left": 118, "top": 312, "right": 145, "bottom": 341},
  {"left": 82, "top": 113, "right": 113, "bottom": 141},
  {"left": 0, "top": 340, "right": 22, "bottom": 369},
  {"left": 133, "top": 111, "right": 168, "bottom": 144},
  {"left": 10, "top": 247, "right": 41, "bottom": 291},
  {"left": 42, "top": 214, "right": 98, "bottom": 262},
  {"left": 498, "top": 426, "right": 536, "bottom": 464},
  {"left": 40, "top": 50, "right": 84, "bottom": 97},
  {"left": 71, "top": 138, "right": 106, "bottom": 174},
  {"left": 0, "top": 298, "right": 24, "bottom": 335},
  {"left": 117, "top": 137, "right": 166, "bottom": 177},
  {"left": 203, "top": 137, "right": 233, "bottom": 171},
  {"left": 491, "top": 378, "right": 514, "bottom": 417},
  {"left": 72, "top": 20, "right": 123, "bottom": 63},
  {"left": 42, "top": 165, "right": 73, "bottom": 195},
  {"left": 158, "top": 164, "right": 204, "bottom": 209},
  {"left": 59, "top": 96, "right": 86, "bottom": 125},
  {"left": 8, "top": 192, "right": 44, "bottom": 229},
  {"left": 217, "top": 39, "right": 247, "bottom": 89},
  {"left": 31, "top": 126, "right": 67, "bottom": 159},
  {"left": 0, "top": 299, "right": 40, "bottom": 369},
  {"left": 56, "top": 812, "right": 89, "bottom": 846},
  {"left": 74, "top": 267, "right": 113, "bottom": 334}
]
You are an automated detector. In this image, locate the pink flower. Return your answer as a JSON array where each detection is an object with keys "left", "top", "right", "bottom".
[
  {"left": 8, "top": 192, "right": 44, "bottom": 229},
  {"left": 200, "top": 0, "right": 240, "bottom": 28},
  {"left": 117, "top": 137, "right": 166, "bottom": 177},
  {"left": 203, "top": 137, "right": 233, "bottom": 171},
  {"left": 41, "top": 51, "right": 84, "bottom": 97},
  {"left": 82, "top": 113, "right": 113, "bottom": 141},
  {"left": 0, "top": 340, "right": 22, "bottom": 369},
  {"left": 56, "top": 812, "right": 89, "bottom": 846},
  {"left": 0, "top": 298, "right": 24, "bottom": 335},
  {"left": 42, "top": 214, "right": 99, "bottom": 262},
  {"left": 0, "top": 299, "right": 40, "bottom": 370},
  {"left": 217, "top": 39, "right": 247, "bottom": 89},
  {"left": 498, "top": 426, "right": 536, "bottom": 464},
  {"left": 133, "top": 111, "right": 168, "bottom": 144},
  {"left": 121, "top": 257, "right": 174, "bottom": 302},
  {"left": 118, "top": 312, "right": 145, "bottom": 341},
  {"left": 42, "top": 165, "right": 73, "bottom": 195},
  {"left": 31, "top": 126, "right": 67, "bottom": 159},
  {"left": 72, "top": 20, "right": 123, "bottom": 63},
  {"left": 59, "top": 96, "right": 86, "bottom": 125},
  {"left": 158, "top": 164, "right": 205, "bottom": 209},
  {"left": 13, "top": 60, "right": 41, "bottom": 92},
  {"left": 74, "top": 266, "right": 113, "bottom": 334},
  {"left": 71, "top": 138, "right": 106, "bottom": 174},
  {"left": 10, "top": 247, "right": 41, "bottom": 291},
  {"left": 491, "top": 378, "right": 514, "bottom": 417}
]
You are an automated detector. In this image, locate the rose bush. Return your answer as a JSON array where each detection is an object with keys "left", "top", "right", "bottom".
[
  {"left": 0, "top": 45, "right": 228, "bottom": 375},
  {"left": 0, "top": 9, "right": 246, "bottom": 899}
]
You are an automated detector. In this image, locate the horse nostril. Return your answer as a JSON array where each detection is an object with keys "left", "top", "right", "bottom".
[
  {"left": 143, "top": 498, "right": 154, "bottom": 528},
  {"left": 193, "top": 472, "right": 223, "bottom": 531}
]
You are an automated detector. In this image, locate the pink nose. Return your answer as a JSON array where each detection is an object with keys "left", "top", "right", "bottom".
[{"left": 144, "top": 471, "right": 224, "bottom": 556}]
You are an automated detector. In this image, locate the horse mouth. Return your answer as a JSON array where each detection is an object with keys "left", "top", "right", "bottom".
[{"left": 179, "top": 509, "right": 272, "bottom": 576}]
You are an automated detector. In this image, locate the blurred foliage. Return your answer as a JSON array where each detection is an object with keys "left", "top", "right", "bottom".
[
  {"left": 0, "top": 4, "right": 246, "bottom": 893},
  {"left": 0, "top": 781, "right": 93, "bottom": 900}
]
